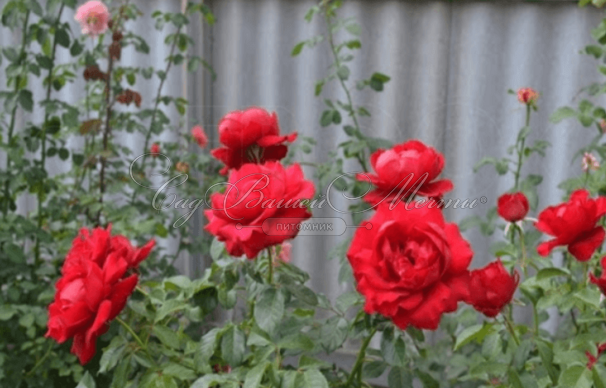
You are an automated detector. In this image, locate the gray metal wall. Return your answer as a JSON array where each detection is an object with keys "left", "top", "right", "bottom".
[{"left": 199, "top": 0, "right": 605, "bottom": 308}]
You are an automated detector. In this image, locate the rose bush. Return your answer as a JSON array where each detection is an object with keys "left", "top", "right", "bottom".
[{"left": 3, "top": 0, "right": 606, "bottom": 387}]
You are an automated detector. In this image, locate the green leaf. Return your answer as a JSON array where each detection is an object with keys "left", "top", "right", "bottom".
[
  {"left": 303, "top": 369, "right": 329, "bottom": 388},
  {"left": 536, "top": 267, "right": 570, "bottom": 281},
  {"left": 155, "top": 299, "right": 186, "bottom": 322},
  {"left": 254, "top": 288, "right": 285, "bottom": 335},
  {"left": 55, "top": 28, "right": 70, "bottom": 48},
  {"left": 559, "top": 365, "right": 592, "bottom": 388},
  {"left": 18, "top": 90, "right": 33, "bottom": 112},
  {"left": 195, "top": 328, "right": 221, "bottom": 371},
  {"left": 550, "top": 107, "right": 577, "bottom": 123},
  {"left": 221, "top": 326, "right": 246, "bottom": 366},
  {"left": 244, "top": 361, "right": 271, "bottom": 388},
  {"left": 153, "top": 325, "right": 180, "bottom": 349},
  {"left": 76, "top": 372, "right": 96, "bottom": 388},
  {"left": 537, "top": 340, "right": 559, "bottom": 385},
  {"left": 99, "top": 343, "right": 126, "bottom": 374},
  {"left": 454, "top": 323, "right": 494, "bottom": 351},
  {"left": 574, "top": 287, "right": 601, "bottom": 310},
  {"left": 362, "top": 361, "right": 387, "bottom": 379},
  {"left": 210, "top": 238, "right": 224, "bottom": 260},
  {"left": 381, "top": 331, "right": 406, "bottom": 367},
  {"left": 508, "top": 368, "right": 525, "bottom": 388},
  {"left": 291, "top": 42, "right": 305, "bottom": 57},
  {"left": 337, "top": 65, "right": 350, "bottom": 80},
  {"left": 345, "top": 23, "right": 361, "bottom": 36},
  {"left": 320, "top": 110, "right": 333, "bottom": 127},
  {"left": 388, "top": 367, "right": 413, "bottom": 388},
  {"left": 70, "top": 39, "right": 83, "bottom": 56}
]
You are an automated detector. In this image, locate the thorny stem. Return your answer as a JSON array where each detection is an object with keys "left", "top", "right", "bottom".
[
  {"left": 98, "top": 1, "right": 131, "bottom": 224},
  {"left": 3, "top": 11, "right": 31, "bottom": 216},
  {"left": 322, "top": 3, "right": 368, "bottom": 172},
  {"left": 344, "top": 327, "right": 377, "bottom": 387},
  {"left": 116, "top": 316, "right": 156, "bottom": 364},
  {"left": 35, "top": 4, "right": 65, "bottom": 265},
  {"left": 25, "top": 341, "right": 53, "bottom": 377},
  {"left": 503, "top": 309, "right": 520, "bottom": 346},
  {"left": 514, "top": 104, "right": 531, "bottom": 191},
  {"left": 130, "top": 24, "right": 183, "bottom": 205},
  {"left": 267, "top": 248, "right": 274, "bottom": 284}
]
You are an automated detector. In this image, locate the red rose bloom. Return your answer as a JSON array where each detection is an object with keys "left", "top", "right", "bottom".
[
  {"left": 356, "top": 140, "right": 453, "bottom": 206},
  {"left": 468, "top": 260, "right": 518, "bottom": 318},
  {"left": 191, "top": 125, "right": 208, "bottom": 149},
  {"left": 535, "top": 189, "right": 606, "bottom": 262},
  {"left": 590, "top": 257, "right": 606, "bottom": 295},
  {"left": 346, "top": 203, "right": 472, "bottom": 330},
  {"left": 46, "top": 227, "right": 154, "bottom": 365},
  {"left": 497, "top": 192, "right": 529, "bottom": 222},
  {"left": 205, "top": 162, "right": 314, "bottom": 259},
  {"left": 211, "top": 108, "right": 297, "bottom": 175}
]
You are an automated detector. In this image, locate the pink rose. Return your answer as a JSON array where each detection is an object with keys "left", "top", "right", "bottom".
[
  {"left": 192, "top": 125, "right": 208, "bottom": 148},
  {"left": 75, "top": 1, "right": 110, "bottom": 36}
]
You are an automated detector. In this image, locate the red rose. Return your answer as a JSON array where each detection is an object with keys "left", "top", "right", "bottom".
[
  {"left": 590, "top": 257, "right": 606, "bottom": 295},
  {"left": 346, "top": 203, "right": 472, "bottom": 330},
  {"left": 356, "top": 140, "right": 453, "bottom": 206},
  {"left": 205, "top": 162, "right": 314, "bottom": 259},
  {"left": 497, "top": 192, "right": 529, "bottom": 222},
  {"left": 191, "top": 125, "right": 208, "bottom": 149},
  {"left": 211, "top": 108, "right": 297, "bottom": 175},
  {"left": 468, "top": 260, "right": 518, "bottom": 318},
  {"left": 586, "top": 343, "right": 606, "bottom": 369},
  {"left": 150, "top": 143, "right": 160, "bottom": 157},
  {"left": 46, "top": 227, "right": 154, "bottom": 364},
  {"left": 535, "top": 189, "right": 606, "bottom": 262},
  {"left": 63, "top": 226, "right": 155, "bottom": 271}
]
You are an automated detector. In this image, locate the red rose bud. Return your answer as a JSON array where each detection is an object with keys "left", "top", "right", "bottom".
[
  {"left": 517, "top": 87, "right": 538, "bottom": 105},
  {"left": 468, "top": 260, "right": 518, "bottom": 318},
  {"left": 150, "top": 143, "right": 160, "bottom": 157},
  {"left": 497, "top": 192, "right": 529, "bottom": 222},
  {"left": 191, "top": 125, "right": 208, "bottom": 149},
  {"left": 590, "top": 257, "right": 606, "bottom": 295},
  {"left": 211, "top": 107, "right": 297, "bottom": 175},
  {"left": 535, "top": 189, "right": 606, "bottom": 262},
  {"left": 356, "top": 140, "right": 453, "bottom": 206},
  {"left": 346, "top": 202, "right": 472, "bottom": 331},
  {"left": 205, "top": 161, "right": 314, "bottom": 259},
  {"left": 46, "top": 226, "right": 154, "bottom": 364}
]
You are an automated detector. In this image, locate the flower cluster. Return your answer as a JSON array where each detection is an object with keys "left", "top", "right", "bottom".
[
  {"left": 348, "top": 140, "right": 519, "bottom": 330},
  {"left": 204, "top": 107, "right": 313, "bottom": 259},
  {"left": 46, "top": 226, "right": 154, "bottom": 364}
]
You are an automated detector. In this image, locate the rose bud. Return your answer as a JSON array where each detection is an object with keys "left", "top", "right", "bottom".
[
  {"left": 175, "top": 161, "right": 189, "bottom": 174},
  {"left": 497, "top": 192, "right": 529, "bottom": 223},
  {"left": 150, "top": 143, "right": 160, "bottom": 157},
  {"left": 191, "top": 125, "right": 208, "bottom": 149},
  {"left": 517, "top": 87, "right": 538, "bottom": 105}
]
